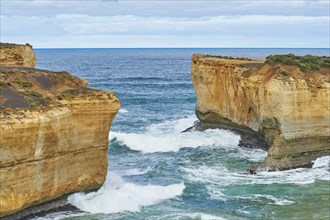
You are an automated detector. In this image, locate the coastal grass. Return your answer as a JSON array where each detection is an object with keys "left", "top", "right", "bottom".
[
  {"left": 14, "top": 80, "right": 33, "bottom": 88},
  {"left": 0, "top": 42, "right": 31, "bottom": 48},
  {"left": 265, "top": 54, "right": 330, "bottom": 72},
  {"left": 204, "top": 54, "right": 253, "bottom": 61},
  {"left": 57, "top": 93, "right": 75, "bottom": 100},
  {"left": 20, "top": 89, "right": 42, "bottom": 98}
]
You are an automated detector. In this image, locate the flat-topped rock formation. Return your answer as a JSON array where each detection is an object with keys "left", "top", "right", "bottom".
[
  {"left": 0, "top": 43, "right": 36, "bottom": 67},
  {"left": 192, "top": 54, "right": 330, "bottom": 172},
  {"left": 0, "top": 44, "right": 120, "bottom": 217}
]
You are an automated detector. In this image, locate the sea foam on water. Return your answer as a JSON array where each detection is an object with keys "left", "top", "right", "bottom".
[
  {"left": 109, "top": 115, "right": 240, "bottom": 153},
  {"left": 68, "top": 173, "right": 185, "bottom": 214}
]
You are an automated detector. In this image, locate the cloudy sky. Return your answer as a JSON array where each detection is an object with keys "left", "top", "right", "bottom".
[{"left": 1, "top": 0, "right": 329, "bottom": 48}]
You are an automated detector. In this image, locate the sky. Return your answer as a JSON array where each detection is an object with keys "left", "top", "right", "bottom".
[{"left": 0, "top": 0, "right": 329, "bottom": 48}]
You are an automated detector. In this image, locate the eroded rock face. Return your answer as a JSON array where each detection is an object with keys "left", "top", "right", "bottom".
[
  {"left": 192, "top": 54, "right": 330, "bottom": 171},
  {"left": 0, "top": 67, "right": 120, "bottom": 216},
  {"left": 0, "top": 43, "right": 36, "bottom": 67}
]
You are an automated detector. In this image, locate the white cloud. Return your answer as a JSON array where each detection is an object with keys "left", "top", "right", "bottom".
[
  {"left": 51, "top": 14, "right": 328, "bottom": 36},
  {"left": 0, "top": 0, "right": 329, "bottom": 47},
  {"left": 30, "top": 0, "right": 70, "bottom": 7},
  {"left": 1, "top": 14, "right": 328, "bottom": 48},
  {"left": 1, "top": 0, "right": 329, "bottom": 17},
  {"left": 2, "top": 32, "right": 328, "bottom": 48},
  {"left": 0, "top": 15, "right": 65, "bottom": 36}
]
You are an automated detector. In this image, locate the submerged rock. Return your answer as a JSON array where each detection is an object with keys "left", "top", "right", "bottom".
[
  {"left": 0, "top": 44, "right": 120, "bottom": 217},
  {"left": 192, "top": 54, "right": 330, "bottom": 172}
]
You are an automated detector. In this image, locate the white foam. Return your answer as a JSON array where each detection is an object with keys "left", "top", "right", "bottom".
[
  {"left": 239, "top": 194, "right": 295, "bottom": 206},
  {"left": 312, "top": 156, "right": 330, "bottom": 181},
  {"left": 197, "top": 213, "right": 227, "bottom": 220},
  {"left": 272, "top": 198, "right": 295, "bottom": 206},
  {"left": 68, "top": 173, "right": 185, "bottom": 214},
  {"left": 207, "top": 185, "right": 227, "bottom": 201},
  {"left": 161, "top": 213, "right": 226, "bottom": 220},
  {"left": 183, "top": 163, "right": 329, "bottom": 206},
  {"left": 31, "top": 212, "right": 85, "bottom": 220},
  {"left": 185, "top": 213, "right": 226, "bottom": 220},
  {"left": 235, "top": 147, "right": 268, "bottom": 162},
  {"left": 110, "top": 115, "right": 240, "bottom": 153},
  {"left": 119, "top": 108, "right": 128, "bottom": 113},
  {"left": 183, "top": 156, "right": 330, "bottom": 187},
  {"left": 147, "top": 115, "right": 197, "bottom": 134},
  {"left": 116, "top": 167, "right": 152, "bottom": 176},
  {"left": 312, "top": 156, "right": 330, "bottom": 168}
]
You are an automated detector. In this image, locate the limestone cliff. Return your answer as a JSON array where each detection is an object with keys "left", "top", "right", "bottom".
[
  {"left": 192, "top": 54, "right": 330, "bottom": 171},
  {"left": 0, "top": 43, "right": 36, "bottom": 67},
  {"left": 0, "top": 50, "right": 120, "bottom": 216}
]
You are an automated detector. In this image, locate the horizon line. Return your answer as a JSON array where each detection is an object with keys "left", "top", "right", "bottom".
[{"left": 33, "top": 47, "right": 330, "bottom": 50}]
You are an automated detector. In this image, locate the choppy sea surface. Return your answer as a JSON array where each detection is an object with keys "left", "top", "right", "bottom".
[{"left": 33, "top": 48, "right": 329, "bottom": 220}]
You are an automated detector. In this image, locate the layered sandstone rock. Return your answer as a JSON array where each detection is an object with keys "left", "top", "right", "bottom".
[
  {"left": 192, "top": 54, "right": 330, "bottom": 171},
  {"left": 0, "top": 43, "right": 36, "bottom": 67},
  {"left": 0, "top": 61, "right": 120, "bottom": 216}
]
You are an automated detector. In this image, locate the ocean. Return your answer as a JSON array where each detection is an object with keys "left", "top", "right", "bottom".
[{"left": 33, "top": 48, "right": 329, "bottom": 220}]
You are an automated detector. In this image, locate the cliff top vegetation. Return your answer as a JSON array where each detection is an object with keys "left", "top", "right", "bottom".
[
  {"left": 265, "top": 54, "right": 330, "bottom": 72},
  {"left": 0, "top": 42, "right": 31, "bottom": 48},
  {"left": 204, "top": 54, "right": 253, "bottom": 61},
  {"left": 0, "top": 67, "right": 92, "bottom": 110}
]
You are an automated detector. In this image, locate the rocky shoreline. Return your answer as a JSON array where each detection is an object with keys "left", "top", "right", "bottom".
[
  {"left": 0, "top": 43, "right": 120, "bottom": 217},
  {"left": 0, "top": 195, "right": 79, "bottom": 220},
  {"left": 192, "top": 54, "right": 330, "bottom": 172}
]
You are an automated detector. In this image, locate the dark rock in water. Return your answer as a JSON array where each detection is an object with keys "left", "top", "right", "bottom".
[
  {"left": 248, "top": 159, "right": 314, "bottom": 174},
  {"left": 184, "top": 120, "right": 268, "bottom": 151},
  {"left": 181, "top": 126, "right": 195, "bottom": 133},
  {"left": 181, "top": 120, "right": 201, "bottom": 133},
  {"left": 238, "top": 130, "right": 268, "bottom": 151},
  {"left": 1, "top": 195, "right": 80, "bottom": 220}
]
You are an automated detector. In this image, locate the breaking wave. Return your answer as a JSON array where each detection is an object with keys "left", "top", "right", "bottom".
[
  {"left": 183, "top": 156, "right": 330, "bottom": 186},
  {"left": 110, "top": 115, "right": 241, "bottom": 153},
  {"left": 119, "top": 108, "right": 129, "bottom": 113},
  {"left": 68, "top": 173, "right": 185, "bottom": 214}
]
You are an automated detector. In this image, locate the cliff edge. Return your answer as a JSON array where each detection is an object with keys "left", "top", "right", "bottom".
[
  {"left": 192, "top": 54, "right": 330, "bottom": 171},
  {"left": 0, "top": 44, "right": 120, "bottom": 217},
  {"left": 0, "top": 43, "right": 36, "bottom": 68}
]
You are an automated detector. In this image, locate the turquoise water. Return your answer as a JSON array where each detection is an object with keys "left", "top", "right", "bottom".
[{"left": 34, "top": 49, "right": 329, "bottom": 220}]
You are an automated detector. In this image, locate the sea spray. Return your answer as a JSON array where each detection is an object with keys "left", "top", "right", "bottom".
[
  {"left": 119, "top": 108, "right": 128, "bottom": 113},
  {"left": 109, "top": 115, "right": 240, "bottom": 153},
  {"left": 183, "top": 156, "right": 330, "bottom": 186},
  {"left": 68, "top": 173, "right": 185, "bottom": 214}
]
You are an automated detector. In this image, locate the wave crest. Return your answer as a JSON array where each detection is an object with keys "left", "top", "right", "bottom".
[
  {"left": 68, "top": 174, "right": 185, "bottom": 214},
  {"left": 110, "top": 116, "right": 240, "bottom": 153}
]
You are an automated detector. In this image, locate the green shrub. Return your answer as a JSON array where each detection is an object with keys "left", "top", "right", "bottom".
[
  {"left": 20, "top": 90, "right": 42, "bottom": 97},
  {"left": 57, "top": 93, "right": 75, "bottom": 100},
  {"left": 265, "top": 54, "right": 330, "bottom": 72},
  {"left": 15, "top": 81, "right": 33, "bottom": 88},
  {"left": 204, "top": 54, "right": 253, "bottom": 61}
]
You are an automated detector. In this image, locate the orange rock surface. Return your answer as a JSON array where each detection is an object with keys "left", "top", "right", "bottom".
[
  {"left": 0, "top": 45, "right": 120, "bottom": 217},
  {"left": 192, "top": 54, "right": 330, "bottom": 171},
  {"left": 0, "top": 43, "right": 36, "bottom": 67}
]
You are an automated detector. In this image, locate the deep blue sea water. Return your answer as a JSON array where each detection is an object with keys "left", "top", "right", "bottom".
[{"left": 33, "top": 48, "right": 329, "bottom": 220}]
